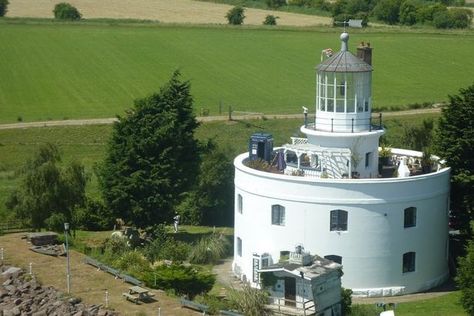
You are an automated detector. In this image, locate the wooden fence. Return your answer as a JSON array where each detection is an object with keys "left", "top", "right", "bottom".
[{"left": 0, "top": 220, "right": 31, "bottom": 234}]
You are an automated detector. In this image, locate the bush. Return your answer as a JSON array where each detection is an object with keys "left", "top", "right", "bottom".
[
  {"left": 53, "top": 2, "right": 81, "bottom": 20},
  {"left": 449, "top": 8, "right": 473, "bottom": 28},
  {"left": 143, "top": 264, "right": 215, "bottom": 298},
  {"left": 433, "top": 10, "right": 453, "bottom": 28},
  {"left": 227, "top": 283, "right": 269, "bottom": 316},
  {"left": 265, "top": 0, "right": 287, "bottom": 8},
  {"left": 144, "top": 237, "right": 191, "bottom": 263},
  {"left": 263, "top": 15, "right": 278, "bottom": 25},
  {"left": 75, "top": 199, "right": 114, "bottom": 231},
  {"left": 114, "top": 250, "right": 151, "bottom": 276},
  {"left": 101, "top": 236, "right": 129, "bottom": 264},
  {"left": 456, "top": 240, "right": 474, "bottom": 315},
  {"left": 0, "top": 0, "right": 8, "bottom": 17},
  {"left": 188, "top": 233, "right": 232, "bottom": 264},
  {"left": 195, "top": 294, "right": 234, "bottom": 315},
  {"left": 341, "top": 288, "right": 352, "bottom": 315},
  {"left": 226, "top": 6, "right": 245, "bottom": 25}
]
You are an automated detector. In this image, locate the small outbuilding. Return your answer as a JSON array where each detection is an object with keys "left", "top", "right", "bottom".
[{"left": 259, "top": 249, "right": 342, "bottom": 316}]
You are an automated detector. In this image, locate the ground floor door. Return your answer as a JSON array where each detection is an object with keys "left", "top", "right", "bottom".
[{"left": 284, "top": 277, "right": 296, "bottom": 307}]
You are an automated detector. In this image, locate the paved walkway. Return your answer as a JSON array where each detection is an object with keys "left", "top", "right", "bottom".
[{"left": 212, "top": 258, "right": 243, "bottom": 291}]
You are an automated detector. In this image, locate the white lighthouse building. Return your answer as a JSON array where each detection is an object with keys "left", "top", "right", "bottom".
[{"left": 232, "top": 32, "right": 450, "bottom": 303}]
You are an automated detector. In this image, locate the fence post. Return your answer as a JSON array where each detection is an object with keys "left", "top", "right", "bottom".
[
  {"left": 331, "top": 118, "right": 334, "bottom": 132},
  {"left": 369, "top": 116, "right": 372, "bottom": 131},
  {"left": 379, "top": 112, "right": 382, "bottom": 129},
  {"left": 351, "top": 118, "right": 354, "bottom": 133},
  {"left": 219, "top": 101, "right": 222, "bottom": 115},
  {"left": 228, "top": 106, "right": 232, "bottom": 121}
]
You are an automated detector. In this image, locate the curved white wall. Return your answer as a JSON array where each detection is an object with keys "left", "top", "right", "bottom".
[
  {"left": 301, "top": 127, "right": 384, "bottom": 178},
  {"left": 233, "top": 151, "right": 450, "bottom": 296}
]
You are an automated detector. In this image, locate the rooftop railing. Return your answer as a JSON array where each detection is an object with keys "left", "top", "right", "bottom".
[{"left": 308, "top": 113, "right": 383, "bottom": 133}]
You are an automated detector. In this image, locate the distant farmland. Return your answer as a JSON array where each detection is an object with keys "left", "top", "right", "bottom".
[{"left": 0, "top": 23, "right": 473, "bottom": 123}]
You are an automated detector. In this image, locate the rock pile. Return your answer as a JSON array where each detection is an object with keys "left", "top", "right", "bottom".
[{"left": 0, "top": 264, "right": 118, "bottom": 316}]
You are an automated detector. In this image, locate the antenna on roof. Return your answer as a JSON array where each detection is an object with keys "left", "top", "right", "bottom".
[{"left": 334, "top": 19, "right": 349, "bottom": 32}]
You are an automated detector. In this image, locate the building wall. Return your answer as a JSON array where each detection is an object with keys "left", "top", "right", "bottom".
[
  {"left": 233, "top": 151, "right": 450, "bottom": 296},
  {"left": 301, "top": 126, "right": 384, "bottom": 178},
  {"left": 265, "top": 270, "right": 341, "bottom": 313}
]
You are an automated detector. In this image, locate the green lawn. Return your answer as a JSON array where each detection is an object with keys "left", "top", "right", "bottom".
[
  {"left": 0, "top": 21, "right": 473, "bottom": 123},
  {"left": 396, "top": 291, "right": 466, "bottom": 315}
]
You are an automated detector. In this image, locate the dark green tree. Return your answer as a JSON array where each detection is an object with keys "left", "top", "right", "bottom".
[
  {"left": 399, "top": 0, "right": 419, "bottom": 25},
  {"left": 0, "top": 0, "right": 9, "bottom": 17},
  {"left": 226, "top": 6, "right": 245, "bottom": 25},
  {"left": 456, "top": 240, "right": 474, "bottom": 315},
  {"left": 98, "top": 71, "right": 200, "bottom": 228},
  {"left": 176, "top": 141, "right": 233, "bottom": 226},
  {"left": 416, "top": 3, "right": 446, "bottom": 24},
  {"left": 373, "top": 0, "right": 401, "bottom": 24},
  {"left": 6, "top": 143, "right": 87, "bottom": 231},
  {"left": 53, "top": 2, "right": 81, "bottom": 20},
  {"left": 436, "top": 84, "right": 474, "bottom": 235}
]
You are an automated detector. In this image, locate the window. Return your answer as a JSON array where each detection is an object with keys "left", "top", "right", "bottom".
[
  {"left": 324, "top": 255, "right": 342, "bottom": 264},
  {"left": 403, "top": 252, "right": 416, "bottom": 273},
  {"left": 237, "top": 194, "right": 243, "bottom": 214},
  {"left": 330, "top": 209, "right": 348, "bottom": 231},
  {"left": 404, "top": 207, "right": 417, "bottom": 228},
  {"left": 338, "top": 81, "right": 346, "bottom": 96},
  {"left": 237, "top": 237, "right": 242, "bottom": 257},
  {"left": 272, "top": 205, "right": 285, "bottom": 226},
  {"left": 365, "top": 152, "right": 371, "bottom": 168}
]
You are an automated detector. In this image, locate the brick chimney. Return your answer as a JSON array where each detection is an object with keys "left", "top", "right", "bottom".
[{"left": 357, "top": 42, "right": 372, "bottom": 65}]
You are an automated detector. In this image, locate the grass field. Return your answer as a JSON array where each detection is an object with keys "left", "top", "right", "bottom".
[{"left": 0, "top": 22, "right": 473, "bottom": 123}]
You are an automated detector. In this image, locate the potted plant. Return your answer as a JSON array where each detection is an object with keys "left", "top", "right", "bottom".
[
  {"left": 379, "top": 146, "right": 392, "bottom": 166},
  {"left": 421, "top": 147, "right": 433, "bottom": 173}
]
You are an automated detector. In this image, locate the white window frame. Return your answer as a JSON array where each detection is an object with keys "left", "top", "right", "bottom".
[{"left": 271, "top": 205, "right": 285, "bottom": 226}]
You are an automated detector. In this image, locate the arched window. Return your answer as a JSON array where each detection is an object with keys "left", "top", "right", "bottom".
[
  {"left": 330, "top": 210, "right": 348, "bottom": 231},
  {"left": 237, "top": 194, "right": 243, "bottom": 214},
  {"left": 403, "top": 252, "right": 416, "bottom": 273},
  {"left": 324, "top": 255, "right": 342, "bottom": 264},
  {"left": 404, "top": 207, "right": 417, "bottom": 228},
  {"left": 272, "top": 205, "right": 285, "bottom": 226}
]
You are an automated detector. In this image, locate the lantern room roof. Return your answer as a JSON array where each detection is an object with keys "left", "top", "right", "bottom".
[{"left": 317, "top": 32, "right": 372, "bottom": 73}]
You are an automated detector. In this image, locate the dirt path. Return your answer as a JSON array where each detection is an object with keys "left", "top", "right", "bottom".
[
  {"left": 0, "top": 108, "right": 441, "bottom": 130},
  {"left": 6, "top": 0, "right": 331, "bottom": 26},
  {"left": 0, "top": 233, "right": 199, "bottom": 315}
]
